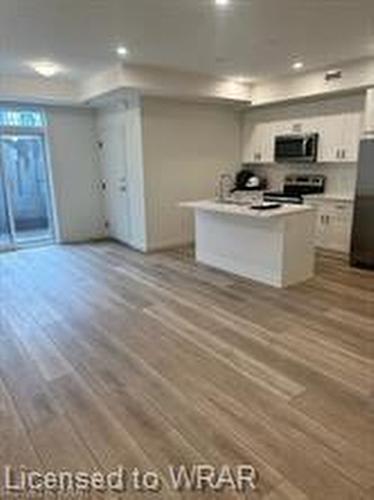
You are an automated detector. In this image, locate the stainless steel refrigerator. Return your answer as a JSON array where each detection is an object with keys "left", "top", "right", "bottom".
[{"left": 350, "top": 139, "right": 374, "bottom": 269}]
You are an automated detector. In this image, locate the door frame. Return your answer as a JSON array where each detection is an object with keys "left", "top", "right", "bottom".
[
  {"left": 0, "top": 127, "right": 56, "bottom": 249},
  {"left": 0, "top": 158, "right": 15, "bottom": 252}
]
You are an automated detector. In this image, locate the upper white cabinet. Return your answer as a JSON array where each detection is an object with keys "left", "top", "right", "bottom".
[
  {"left": 242, "top": 122, "right": 275, "bottom": 163},
  {"left": 242, "top": 104, "right": 363, "bottom": 164},
  {"left": 317, "top": 112, "right": 362, "bottom": 163},
  {"left": 364, "top": 88, "right": 374, "bottom": 135}
]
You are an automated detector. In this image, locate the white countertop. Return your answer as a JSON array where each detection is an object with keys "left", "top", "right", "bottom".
[
  {"left": 180, "top": 200, "right": 315, "bottom": 219},
  {"left": 303, "top": 194, "right": 354, "bottom": 202}
]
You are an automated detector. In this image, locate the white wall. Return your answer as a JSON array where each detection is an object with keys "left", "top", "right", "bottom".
[
  {"left": 141, "top": 97, "right": 241, "bottom": 250},
  {"left": 0, "top": 75, "right": 79, "bottom": 105},
  {"left": 250, "top": 58, "right": 374, "bottom": 107},
  {"left": 244, "top": 93, "right": 365, "bottom": 127},
  {"left": 82, "top": 64, "right": 252, "bottom": 104},
  {"left": 46, "top": 106, "right": 106, "bottom": 242}
]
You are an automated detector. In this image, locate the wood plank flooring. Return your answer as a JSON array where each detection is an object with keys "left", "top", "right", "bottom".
[{"left": 0, "top": 242, "right": 373, "bottom": 499}]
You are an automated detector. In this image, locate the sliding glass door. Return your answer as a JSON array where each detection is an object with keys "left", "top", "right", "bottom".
[
  {"left": 0, "top": 108, "right": 55, "bottom": 251},
  {"left": 0, "top": 166, "right": 13, "bottom": 251}
]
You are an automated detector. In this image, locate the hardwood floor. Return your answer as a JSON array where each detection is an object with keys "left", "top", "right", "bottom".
[{"left": 0, "top": 242, "right": 373, "bottom": 499}]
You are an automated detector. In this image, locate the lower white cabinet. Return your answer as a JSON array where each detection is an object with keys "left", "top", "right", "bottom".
[{"left": 306, "top": 198, "right": 354, "bottom": 253}]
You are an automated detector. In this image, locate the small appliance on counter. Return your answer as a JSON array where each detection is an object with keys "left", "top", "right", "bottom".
[
  {"left": 231, "top": 168, "right": 267, "bottom": 193},
  {"left": 264, "top": 174, "right": 326, "bottom": 204}
]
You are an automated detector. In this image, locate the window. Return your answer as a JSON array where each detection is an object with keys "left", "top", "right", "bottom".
[{"left": 0, "top": 108, "right": 45, "bottom": 128}]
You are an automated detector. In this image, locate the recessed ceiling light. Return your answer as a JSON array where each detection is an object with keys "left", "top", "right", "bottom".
[
  {"left": 234, "top": 75, "right": 251, "bottom": 84},
  {"left": 29, "top": 61, "right": 62, "bottom": 78},
  {"left": 292, "top": 61, "right": 304, "bottom": 70},
  {"left": 116, "top": 46, "right": 128, "bottom": 57},
  {"left": 215, "top": 0, "right": 230, "bottom": 6}
]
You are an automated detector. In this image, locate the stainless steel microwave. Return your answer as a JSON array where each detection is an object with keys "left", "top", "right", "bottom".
[{"left": 275, "top": 133, "right": 319, "bottom": 163}]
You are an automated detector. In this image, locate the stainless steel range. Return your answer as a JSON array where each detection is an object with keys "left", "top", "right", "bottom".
[{"left": 264, "top": 174, "right": 326, "bottom": 204}]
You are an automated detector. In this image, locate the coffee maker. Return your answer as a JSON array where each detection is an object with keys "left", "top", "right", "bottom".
[{"left": 231, "top": 168, "right": 266, "bottom": 192}]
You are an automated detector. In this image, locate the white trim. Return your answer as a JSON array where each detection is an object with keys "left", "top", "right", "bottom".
[
  {"left": 0, "top": 125, "right": 45, "bottom": 135},
  {"left": 42, "top": 112, "right": 60, "bottom": 243}
]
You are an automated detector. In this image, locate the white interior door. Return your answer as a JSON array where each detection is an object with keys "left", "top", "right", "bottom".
[{"left": 98, "top": 106, "right": 130, "bottom": 243}]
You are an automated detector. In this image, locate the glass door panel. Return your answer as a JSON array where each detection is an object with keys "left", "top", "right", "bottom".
[
  {"left": 0, "top": 169, "right": 13, "bottom": 251},
  {"left": 0, "top": 134, "right": 55, "bottom": 246}
]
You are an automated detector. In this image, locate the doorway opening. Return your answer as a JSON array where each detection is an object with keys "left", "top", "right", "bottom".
[{"left": 0, "top": 108, "right": 56, "bottom": 251}]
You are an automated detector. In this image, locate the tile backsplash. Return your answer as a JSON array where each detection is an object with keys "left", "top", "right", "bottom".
[{"left": 251, "top": 163, "right": 358, "bottom": 198}]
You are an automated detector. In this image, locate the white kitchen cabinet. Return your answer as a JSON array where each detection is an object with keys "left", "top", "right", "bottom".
[
  {"left": 242, "top": 122, "right": 275, "bottom": 163},
  {"left": 317, "top": 113, "right": 361, "bottom": 163},
  {"left": 316, "top": 116, "right": 339, "bottom": 163},
  {"left": 261, "top": 123, "right": 276, "bottom": 163},
  {"left": 306, "top": 198, "right": 354, "bottom": 253},
  {"left": 243, "top": 111, "right": 362, "bottom": 165},
  {"left": 364, "top": 88, "right": 374, "bottom": 135},
  {"left": 340, "top": 113, "right": 362, "bottom": 161}
]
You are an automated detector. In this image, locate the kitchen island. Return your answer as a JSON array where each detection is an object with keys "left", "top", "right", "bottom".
[{"left": 181, "top": 200, "right": 316, "bottom": 288}]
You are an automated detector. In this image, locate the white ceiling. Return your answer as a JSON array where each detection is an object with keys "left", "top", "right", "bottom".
[{"left": 1, "top": 0, "right": 374, "bottom": 82}]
